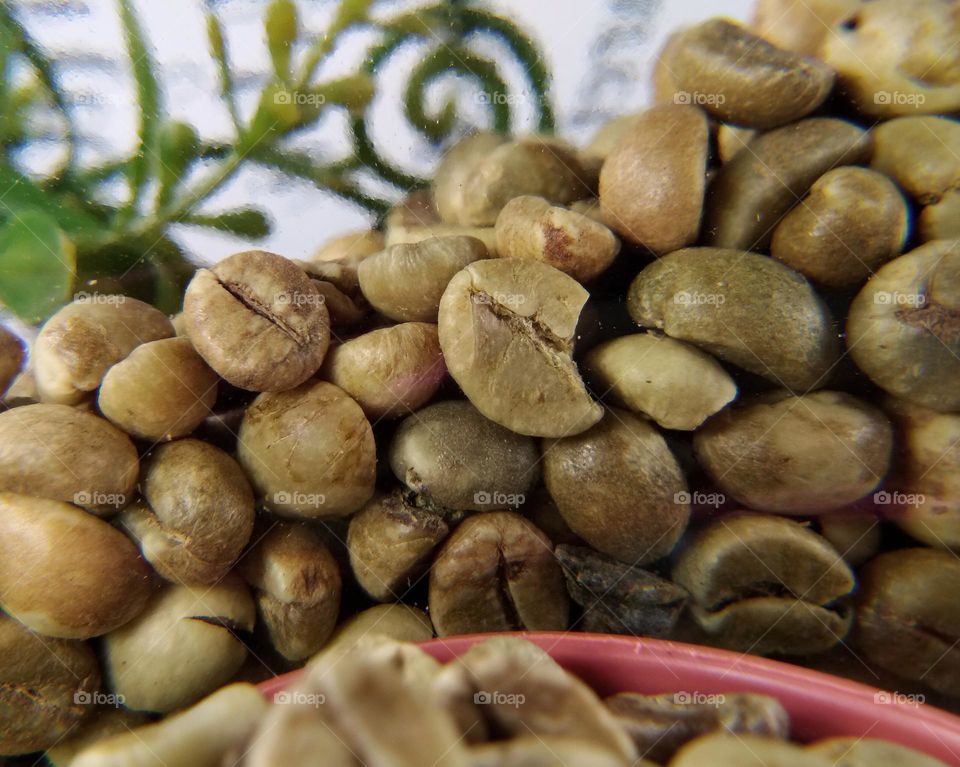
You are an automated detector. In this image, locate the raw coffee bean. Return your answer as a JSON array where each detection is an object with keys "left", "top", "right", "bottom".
[
  {"left": 817, "top": 510, "right": 881, "bottom": 566},
  {"left": 428, "top": 512, "right": 569, "bottom": 636},
  {"left": 183, "top": 250, "right": 330, "bottom": 392},
  {"left": 693, "top": 391, "right": 893, "bottom": 514},
  {"left": 310, "top": 229, "right": 384, "bottom": 262},
  {"left": 703, "top": 117, "right": 871, "bottom": 252},
  {"left": 45, "top": 706, "right": 151, "bottom": 767},
  {"left": 317, "top": 605, "right": 434, "bottom": 665},
  {"left": 385, "top": 223, "right": 500, "bottom": 257},
  {"left": 672, "top": 733, "right": 832, "bottom": 767},
  {"left": 599, "top": 104, "right": 709, "bottom": 253},
  {"left": 543, "top": 408, "right": 690, "bottom": 565},
  {"left": 438, "top": 258, "right": 602, "bottom": 437},
  {"left": 716, "top": 124, "right": 756, "bottom": 163},
  {"left": 753, "top": 0, "right": 863, "bottom": 55},
  {"left": 808, "top": 737, "right": 949, "bottom": 767},
  {"left": 664, "top": 19, "right": 835, "bottom": 129},
  {"left": 0, "top": 325, "right": 25, "bottom": 397},
  {"left": 920, "top": 189, "right": 960, "bottom": 243},
  {"left": 870, "top": 116, "right": 960, "bottom": 203},
  {"left": 467, "top": 736, "right": 640, "bottom": 767},
  {"left": 846, "top": 240, "right": 960, "bottom": 412},
  {"left": 627, "top": 248, "right": 839, "bottom": 391},
  {"left": 555, "top": 544, "right": 687, "bottom": 637}
]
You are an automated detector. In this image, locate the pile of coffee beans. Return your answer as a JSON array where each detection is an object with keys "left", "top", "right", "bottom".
[{"left": 1, "top": 0, "right": 960, "bottom": 759}]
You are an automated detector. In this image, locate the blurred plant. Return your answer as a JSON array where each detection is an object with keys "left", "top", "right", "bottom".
[{"left": 0, "top": 0, "right": 552, "bottom": 323}]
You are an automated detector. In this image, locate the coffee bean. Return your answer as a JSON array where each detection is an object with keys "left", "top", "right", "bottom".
[
  {"left": 672, "top": 732, "right": 831, "bottom": 767},
  {"left": 0, "top": 325, "right": 24, "bottom": 398}
]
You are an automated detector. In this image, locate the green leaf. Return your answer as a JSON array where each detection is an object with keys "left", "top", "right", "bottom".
[
  {"left": 155, "top": 120, "right": 199, "bottom": 208},
  {"left": 0, "top": 164, "right": 102, "bottom": 236},
  {"left": 181, "top": 208, "right": 271, "bottom": 239},
  {"left": 206, "top": 13, "right": 241, "bottom": 131},
  {"left": 242, "top": 84, "right": 299, "bottom": 151},
  {"left": 0, "top": 210, "right": 75, "bottom": 323},
  {"left": 265, "top": 0, "right": 298, "bottom": 83}
]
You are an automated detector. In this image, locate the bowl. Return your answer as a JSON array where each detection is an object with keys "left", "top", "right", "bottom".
[{"left": 259, "top": 632, "right": 960, "bottom": 763}]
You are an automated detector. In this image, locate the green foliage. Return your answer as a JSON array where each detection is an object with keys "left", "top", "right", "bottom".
[{"left": 0, "top": 0, "right": 554, "bottom": 324}]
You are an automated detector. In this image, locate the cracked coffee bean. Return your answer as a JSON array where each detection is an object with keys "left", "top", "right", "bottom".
[
  {"left": 428, "top": 511, "right": 569, "bottom": 636},
  {"left": 184, "top": 250, "right": 330, "bottom": 392},
  {"left": 555, "top": 544, "right": 687, "bottom": 637},
  {"left": 438, "top": 258, "right": 602, "bottom": 437}
]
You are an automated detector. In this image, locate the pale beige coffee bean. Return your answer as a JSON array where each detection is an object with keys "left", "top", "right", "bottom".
[
  {"left": 809, "top": 737, "right": 949, "bottom": 767},
  {"left": 599, "top": 104, "right": 708, "bottom": 253},
  {"left": 568, "top": 197, "right": 606, "bottom": 224},
  {"left": 71, "top": 683, "right": 268, "bottom": 767},
  {"left": 316, "top": 604, "right": 434, "bottom": 665},
  {"left": 627, "top": 248, "right": 839, "bottom": 391},
  {"left": 0, "top": 325, "right": 24, "bottom": 397},
  {"left": 583, "top": 113, "right": 642, "bottom": 165},
  {"left": 0, "top": 404, "right": 138, "bottom": 514},
  {"left": 428, "top": 512, "right": 568, "bottom": 636},
  {"left": 920, "top": 189, "right": 960, "bottom": 243},
  {"left": 0, "top": 613, "right": 100, "bottom": 755},
  {"left": 438, "top": 258, "right": 602, "bottom": 437},
  {"left": 754, "top": 0, "right": 863, "bottom": 55},
  {"left": 543, "top": 408, "right": 690, "bottom": 565},
  {"left": 673, "top": 513, "right": 855, "bottom": 655},
  {"left": 0, "top": 493, "right": 152, "bottom": 639},
  {"left": 358, "top": 236, "right": 487, "bottom": 322},
  {"left": 310, "top": 229, "right": 384, "bottom": 262},
  {"left": 1, "top": 367, "right": 38, "bottom": 408},
  {"left": 98, "top": 337, "right": 219, "bottom": 441},
  {"left": 771, "top": 167, "right": 908, "bottom": 289},
  {"left": 585, "top": 334, "right": 737, "bottom": 430},
  {"left": 495, "top": 195, "right": 619, "bottom": 282},
  {"left": 297, "top": 260, "right": 368, "bottom": 326},
  {"left": 385, "top": 222, "right": 499, "bottom": 257},
  {"left": 665, "top": 19, "right": 835, "bottom": 129},
  {"left": 433, "top": 132, "right": 507, "bottom": 225},
  {"left": 45, "top": 707, "right": 151, "bottom": 767},
  {"left": 33, "top": 297, "right": 173, "bottom": 404},
  {"left": 322, "top": 322, "right": 446, "bottom": 420},
  {"left": 238, "top": 380, "right": 376, "bottom": 518},
  {"left": 241, "top": 520, "right": 341, "bottom": 661},
  {"left": 693, "top": 391, "right": 893, "bottom": 514},
  {"left": 847, "top": 240, "right": 960, "bottom": 412},
  {"left": 871, "top": 116, "right": 960, "bottom": 203},
  {"left": 105, "top": 577, "right": 255, "bottom": 713},
  {"left": 119, "top": 439, "right": 254, "bottom": 585},
  {"left": 386, "top": 189, "right": 442, "bottom": 230},
  {"left": 672, "top": 733, "right": 832, "bottom": 767},
  {"left": 821, "top": 0, "right": 960, "bottom": 117},
  {"left": 468, "top": 737, "right": 641, "bottom": 767},
  {"left": 704, "top": 118, "right": 871, "bottom": 251},
  {"left": 183, "top": 250, "right": 330, "bottom": 392}
]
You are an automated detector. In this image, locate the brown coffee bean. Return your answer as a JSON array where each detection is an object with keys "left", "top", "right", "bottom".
[
  {"left": 817, "top": 510, "right": 881, "bottom": 567},
  {"left": 183, "top": 250, "right": 330, "bottom": 392},
  {"left": 871, "top": 116, "right": 960, "bottom": 203},
  {"left": 771, "top": 167, "right": 909, "bottom": 289},
  {"left": 703, "top": 117, "right": 871, "bottom": 251},
  {"left": 543, "top": 408, "right": 690, "bottom": 565},
  {"left": 599, "top": 104, "right": 709, "bottom": 253},
  {"left": 428, "top": 512, "right": 569, "bottom": 636},
  {"left": 0, "top": 325, "right": 24, "bottom": 398},
  {"left": 857, "top": 548, "right": 960, "bottom": 697},
  {"left": 665, "top": 19, "right": 835, "bottom": 129},
  {"left": 237, "top": 380, "right": 376, "bottom": 518},
  {"left": 438, "top": 258, "right": 602, "bottom": 437},
  {"left": 716, "top": 124, "right": 756, "bottom": 163},
  {"left": 694, "top": 391, "right": 892, "bottom": 514}
]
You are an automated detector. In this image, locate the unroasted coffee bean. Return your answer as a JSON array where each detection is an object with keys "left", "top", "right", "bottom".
[
  {"left": 389, "top": 400, "right": 539, "bottom": 511},
  {"left": 319, "top": 604, "right": 434, "bottom": 664},
  {"left": 703, "top": 118, "right": 871, "bottom": 251},
  {"left": 606, "top": 691, "right": 789, "bottom": 764},
  {"left": 241, "top": 520, "right": 341, "bottom": 661},
  {"left": 627, "top": 248, "right": 839, "bottom": 391},
  {"left": 98, "top": 337, "right": 219, "bottom": 441},
  {"left": 665, "top": 19, "right": 835, "bottom": 129},
  {"left": 297, "top": 260, "right": 368, "bottom": 326},
  {"left": 817, "top": 510, "right": 881, "bottom": 566},
  {"left": 119, "top": 439, "right": 254, "bottom": 585},
  {"left": 694, "top": 391, "right": 892, "bottom": 514},
  {"left": 495, "top": 195, "right": 620, "bottom": 282},
  {"left": 808, "top": 737, "right": 949, "bottom": 767},
  {"left": 0, "top": 325, "right": 24, "bottom": 397},
  {"left": 771, "top": 167, "right": 909, "bottom": 289},
  {"left": 358, "top": 235, "right": 487, "bottom": 322},
  {"left": 0, "top": 403, "right": 138, "bottom": 514},
  {"left": 882, "top": 398, "right": 960, "bottom": 550},
  {"left": 45, "top": 706, "right": 151, "bottom": 767},
  {"left": 438, "top": 258, "right": 602, "bottom": 437},
  {"left": 385, "top": 222, "right": 499, "bottom": 257},
  {"left": 871, "top": 116, "right": 960, "bottom": 203},
  {"left": 311, "top": 229, "right": 384, "bottom": 262},
  {"left": 672, "top": 733, "right": 830, "bottom": 767},
  {"left": 433, "top": 132, "right": 508, "bottom": 224},
  {"left": 429, "top": 512, "right": 568, "bottom": 636},
  {"left": 753, "top": 0, "right": 863, "bottom": 55},
  {"left": 238, "top": 380, "right": 376, "bottom": 518},
  {"left": 105, "top": 577, "right": 255, "bottom": 713},
  {"left": 555, "top": 544, "right": 687, "bottom": 637},
  {"left": 857, "top": 548, "right": 960, "bottom": 696},
  {"left": 0, "top": 493, "right": 152, "bottom": 639},
  {"left": 467, "top": 736, "right": 637, "bottom": 767},
  {"left": 348, "top": 491, "right": 449, "bottom": 602},
  {"left": 0, "top": 613, "right": 100, "bottom": 755},
  {"left": 599, "top": 104, "right": 708, "bottom": 253},
  {"left": 847, "top": 240, "right": 960, "bottom": 412},
  {"left": 544, "top": 409, "right": 689, "bottom": 565},
  {"left": 920, "top": 189, "right": 960, "bottom": 243},
  {"left": 585, "top": 333, "right": 737, "bottom": 430},
  {"left": 33, "top": 297, "right": 173, "bottom": 404},
  {"left": 183, "top": 250, "right": 330, "bottom": 392},
  {"left": 321, "top": 322, "right": 446, "bottom": 420},
  {"left": 673, "top": 513, "right": 855, "bottom": 656}
]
